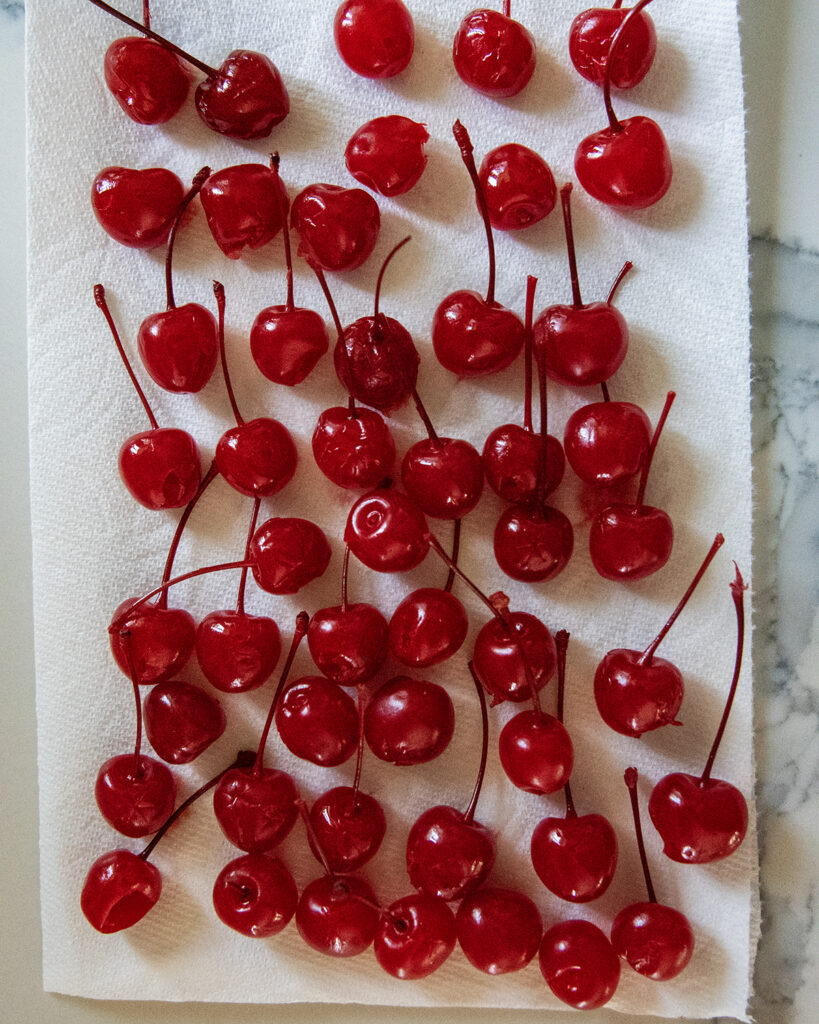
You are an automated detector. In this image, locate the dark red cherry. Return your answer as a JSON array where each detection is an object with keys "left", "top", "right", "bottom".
[
  {"left": 335, "top": 316, "right": 419, "bottom": 413},
  {"left": 195, "top": 609, "right": 281, "bottom": 693},
  {"left": 81, "top": 849, "right": 162, "bottom": 934},
  {"left": 345, "top": 488, "right": 429, "bottom": 574},
  {"left": 590, "top": 503, "right": 673, "bottom": 579},
  {"left": 275, "top": 676, "right": 358, "bottom": 767},
  {"left": 406, "top": 805, "right": 494, "bottom": 901},
  {"left": 456, "top": 887, "right": 542, "bottom": 974},
  {"left": 215, "top": 418, "right": 297, "bottom": 498},
  {"left": 345, "top": 116, "right": 429, "bottom": 197},
  {"left": 137, "top": 303, "right": 218, "bottom": 394},
  {"left": 91, "top": 166, "right": 184, "bottom": 249},
  {"left": 539, "top": 920, "right": 620, "bottom": 1009},
  {"left": 531, "top": 811, "right": 617, "bottom": 902},
  {"left": 364, "top": 676, "right": 455, "bottom": 766},
  {"left": 576, "top": 114, "right": 672, "bottom": 209},
  {"left": 375, "top": 895, "right": 457, "bottom": 979},
  {"left": 212, "top": 853, "right": 297, "bottom": 938},
  {"left": 213, "top": 766, "right": 299, "bottom": 853},
  {"left": 296, "top": 874, "right": 380, "bottom": 957},
  {"left": 110, "top": 599, "right": 196, "bottom": 686},
  {"left": 388, "top": 587, "right": 468, "bottom": 668},
  {"left": 143, "top": 680, "right": 226, "bottom": 764},
  {"left": 478, "top": 143, "right": 556, "bottom": 231},
  {"left": 195, "top": 50, "right": 289, "bottom": 140},
  {"left": 564, "top": 400, "right": 651, "bottom": 487},
  {"left": 401, "top": 437, "right": 484, "bottom": 520},
  {"left": 104, "top": 37, "right": 189, "bottom": 125},
  {"left": 308, "top": 786, "right": 386, "bottom": 873},
  {"left": 498, "top": 710, "right": 573, "bottom": 795},
  {"left": 312, "top": 406, "right": 396, "bottom": 489},
  {"left": 453, "top": 6, "right": 536, "bottom": 98},
  {"left": 483, "top": 425, "right": 564, "bottom": 504},
  {"left": 118, "top": 427, "right": 202, "bottom": 511},
  {"left": 472, "top": 609, "right": 556, "bottom": 705},
  {"left": 569, "top": 3, "right": 657, "bottom": 89},
  {"left": 493, "top": 503, "right": 574, "bottom": 582},
  {"left": 95, "top": 754, "right": 176, "bottom": 838},
  {"left": 291, "top": 184, "right": 380, "bottom": 272},
  {"left": 200, "top": 162, "right": 288, "bottom": 259},
  {"left": 251, "top": 306, "right": 329, "bottom": 387},
  {"left": 433, "top": 289, "right": 525, "bottom": 377},
  {"left": 334, "top": 0, "right": 414, "bottom": 79},
  {"left": 308, "top": 603, "right": 389, "bottom": 686},
  {"left": 249, "top": 517, "right": 332, "bottom": 594}
]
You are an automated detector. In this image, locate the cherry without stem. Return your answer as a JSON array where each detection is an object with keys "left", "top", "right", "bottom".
[
  {"left": 563, "top": 388, "right": 651, "bottom": 489},
  {"left": 345, "top": 116, "right": 429, "bottom": 197},
  {"left": 334, "top": 0, "right": 415, "bottom": 79},
  {"left": 345, "top": 483, "right": 430, "bottom": 574},
  {"left": 200, "top": 157, "right": 288, "bottom": 260},
  {"left": 291, "top": 183, "right": 380, "bottom": 273},
  {"left": 296, "top": 873, "right": 380, "bottom": 957},
  {"left": 478, "top": 142, "right": 557, "bottom": 231},
  {"left": 375, "top": 894, "right": 457, "bottom": 979},
  {"left": 453, "top": 1, "right": 536, "bottom": 99},
  {"left": 539, "top": 919, "right": 620, "bottom": 1009},
  {"left": 212, "top": 853, "right": 298, "bottom": 938},
  {"left": 312, "top": 404, "right": 396, "bottom": 490},
  {"left": 569, "top": 0, "right": 657, "bottom": 89},
  {"left": 91, "top": 166, "right": 185, "bottom": 249},
  {"left": 275, "top": 676, "right": 358, "bottom": 767},
  {"left": 143, "top": 679, "right": 226, "bottom": 764},
  {"left": 456, "top": 887, "right": 543, "bottom": 974},
  {"left": 388, "top": 583, "right": 469, "bottom": 669},
  {"left": 364, "top": 675, "right": 455, "bottom": 766}
]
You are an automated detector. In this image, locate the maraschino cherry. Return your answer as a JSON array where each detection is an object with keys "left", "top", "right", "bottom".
[
  {"left": 291, "top": 184, "right": 380, "bottom": 272},
  {"left": 612, "top": 768, "right": 694, "bottom": 979},
  {"left": 574, "top": 0, "right": 672, "bottom": 209},
  {"left": 334, "top": 0, "right": 415, "bottom": 79},
  {"left": 345, "top": 116, "right": 429, "bottom": 197},
  {"left": 91, "top": 166, "right": 184, "bottom": 249},
  {"left": 478, "top": 143, "right": 556, "bottom": 231},
  {"left": 345, "top": 483, "right": 430, "bottom": 574},
  {"left": 375, "top": 895, "right": 457, "bottom": 979},
  {"left": 275, "top": 675, "right": 358, "bottom": 767},
  {"left": 595, "top": 533, "right": 724, "bottom": 737},
  {"left": 212, "top": 852, "right": 297, "bottom": 938},
  {"left": 649, "top": 566, "right": 749, "bottom": 863},
  {"left": 432, "top": 121, "right": 525, "bottom": 377},
  {"left": 539, "top": 919, "right": 620, "bottom": 1009},
  {"left": 456, "top": 887, "right": 543, "bottom": 974},
  {"left": 143, "top": 679, "right": 226, "bottom": 763},
  {"left": 563, "top": 381, "right": 651, "bottom": 488},
  {"left": 365, "top": 675, "right": 455, "bottom": 765},
  {"left": 200, "top": 156, "right": 288, "bottom": 260},
  {"left": 453, "top": 1, "right": 536, "bottom": 98},
  {"left": 569, "top": 0, "right": 657, "bottom": 89},
  {"left": 249, "top": 516, "right": 332, "bottom": 595}
]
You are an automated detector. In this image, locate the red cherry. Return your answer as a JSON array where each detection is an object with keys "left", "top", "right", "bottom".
[
  {"left": 494, "top": 503, "right": 574, "bottom": 582},
  {"left": 456, "top": 887, "right": 542, "bottom": 974},
  {"left": 250, "top": 517, "right": 332, "bottom": 594},
  {"left": 539, "top": 920, "right": 620, "bottom": 1009},
  {"left": 499, "top": 710, "right": 573, "bottom": 795},
  {"left": 275, "top": 676, "right": 358, "bottom": 767},
  {"left": 453, "top": 4, "right": 536, "bottom": 98},
  {"left": 214, "top": 419, "right": 297, "bottom": 497},
  {"left": 296, "top": 874, "right": 380, "bottom": 957},
  {"left": 91, "top": 166, "right": 184, "bottom": 249},
  {"left": 484, "top": 425, "right": 564, "bottom": 504},
  {"left": 118, "top": 428, "right": 202, "bottom": 511},
  {"left": 109, "top": 598, "right": 196, "bottom": 686},
  {"left": 388, "top": 587, "right": 469, "bottom": 668},
  {"left": 312, "top": 406, "right": 396, "bottom": 489},
  {"left": 364, "top": 675, "right": 455, "bottom": 766},
  {"left": 143, "top": 680, "right": 226, "bottom": 764},
  {"left": 291, "top": 184, "right": 380, "bottom": 272},
  {"left": 345, "top": 116, "right": 429, "bottom": 197},
  {"left": 103, "top": 33, "right": 189, "bottom": 125},
  {"left": 81, "top": 849, "right": 162, "bottom": 934},
  {"left": 308, "top": 786, "right": 386, "bottom": 873},
  {"left": 95, "top": 753, "right": 176, "bottom": 837},
  {"left": 472, "top": 606, "right": 557, "bottom": 705},
  {"left": 212, "top": 853, "right": 297, "bottom": 938},
  {"left": 401, "top": 432, "right": 484, "bottom": 522},
  {"left": 200, "top": 161, "right": 288, "bottom": 259},
  {"left": 569, "top": 2, "right": 657, "bottom": 88},
  {"left": 196, "top": 609, "right": 281, "bottom": 693},
  {"left": 375, "top": 895, "right": 457, "bottom": 979},
  {"left": 334, "top": 0, "right": 414, "bottom": 79},
  {"left": 564, "top": 397, "right": 651, "bottom": 488},
  {"left": 478, "top": 143, "right": 556, "bottom": 231},
  {"left": 345, "top": 487, "right": 429, "bottom": 574}
]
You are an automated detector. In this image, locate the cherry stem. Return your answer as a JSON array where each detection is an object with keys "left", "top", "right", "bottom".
[
  {"left": 453, "top": 120, "right": 496, "bottom": 305},
  {"left": 310, "top": 264, "right": 344, "bottom": 338},
  {"left": 536, "top": 328, "right": 550, "bottom": 513},
  {"left": 164, "top": 167, "right": 209, "bottom": 311},
  {"left": 94, "top": 284, "right": 158, "bottom": 430},
  {"left": 139, "top": 751, "right": 256, "bottom": 861},
  {"left": 464, "top": 662, "right": 490, "bottom": 824},
  {"left": 445, "top": 519, "right": 461, "bottom": 593},
  {"left": 237, "top": 498, "right": 261, "bottom": 615},
  {"left": 340, "top": 544, "right": 350, "bottom": 612},
  {"left": 613, "top": 0, "right": 624, "bottom": 8},
  {"left": 523, "top": 275, "right": 537, "bottom": 432},
  {"left": 112, "top": 560, "right": 250, "bottom": 629},
  {"left": 254, "top": 612, "right": 310, "bottom": 775},
  {"left": 352, "top": 684, "right": 368, "bottom": 810},
  {"left": 635, "top": 390, "right": 675, "bottom": 508},
  {"left": 159, "top": 461, "right": 219, "bottom": 609},
  {"left": 555, "top": 630, "right": 577, "bottom": 818},
  {"left": 411, "top": 390, "right": 439, "bottom": 442},
  {"left": 213, "top": 280, "right": 244, "bottom": 425},
  {"left": 606, "top": 261, "right": 633, "bottom": 305},
  {"left": 600, "top": 381, "right": 611, "bottom": 402},
  {"left": 425, "top": 533, "right": 506, "bottom": 624},
  {"left": 120, "top": 631, "right": 143, "bottom": 773},
  {"left": 559, "top": 183, "right": 583, "bottom": 308},
  {"left": 603, "top": 0, "right": 656, "bottom": 131},
  {"left": 702, "top": 565, "right": 747, "bottom": 783},
  {"left": 86, "top": 0, "right": 218, "bottom": 76},
  {"left": 297, "top": 799, "right": 334, "bottom": 878},
  {"left": 624, "top": 767, "right": 657, "bottom": 903},
  {"left": 639, "top": 533, "right": 725, "bottom": 665},
  {"left": 142, "top": 0, "right": 150, "bottom": 30},
  {"left": 374, "top": 236, "right": 411, "bottom": 321},
  {"left": 269, "top": 154, "right": 295, "bottom": 311},
  {"left": 503, "top": 1, "right": 511, "bottom": 17}
]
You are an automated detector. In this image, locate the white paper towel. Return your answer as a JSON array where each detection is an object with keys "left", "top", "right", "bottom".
[{"left": 27, "top": 0, "right": 757, "bottom": 1017}]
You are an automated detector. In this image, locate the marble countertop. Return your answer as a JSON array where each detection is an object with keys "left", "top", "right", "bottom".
[{"left": 1, "top": 2, "right": 816, "bottom": 1022}]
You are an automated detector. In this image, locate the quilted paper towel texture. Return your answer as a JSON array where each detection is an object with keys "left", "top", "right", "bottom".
[{"left": 28, "top": 0, "right": 756, "bottom": 1016}]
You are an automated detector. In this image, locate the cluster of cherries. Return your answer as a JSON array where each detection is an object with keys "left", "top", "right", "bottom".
[{"left": 79, "top": 0, "right": 748, "bottom": 1012}]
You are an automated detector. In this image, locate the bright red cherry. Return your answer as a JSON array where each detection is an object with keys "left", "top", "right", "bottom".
[
  {"left": 81, "top": 849, "right": 162, "bottom": 934},
  {"left": 143, "top": 680, "right": 226, "bottom": 764},
  {"left": 212, "top": 853, "right": 297, "bottom": 938},
  {"left": 456, "top": 887, "right": 542, "bottom": 974},
  {"left": 539, "top": 920, "right": 620, "bottom": 1009},
  {"left": 453, "top": 2, "right": 536, "bottom": 98},
  {"left": 365, "top": 675, "right": 455, "bottom": 765},
  {"left": 91, "top": 166, "right": 184, "bottom": 249},
  {"left": 564, "top": 395, "right": 651, "bottom": 488},
  {"left": 569, "top": 1, "right": 657, "bottom": 89},
  {"left": 478, "top": 143, "right": 556, "bottom": 231},
  {"left": 345, "top": 486, "right": 429, "bottom": 574},
  {"left": 313, "top": 406, "right": 396, "bottom": 489},
  {"left": 499, "top": 710, "right": 573, "bottom": 795},
  {"left": 103, "top": 25, "right": 189, "bottom": 124},
  {"left": 472, "top": 602, "right": 557, "bottom": 705},
  {"left": 109, "top": 598, "right": 196, "bottom": 686},
  {"left": 309, "top": 786, "right": 386, "bottom": 873},
  {"left": 334, "top": 0, "right": 414, "bottom": 79},
  {"left": 249, "top": 517, "right": 332, "bottom": 594},
  {"left": 275, "top": 676, "right": 358, "bottom": 767},
  {"left": 375, "top": 895, "right": 457, "bottom": 979},
  {"left": 649, "top": 567, "right": 750, "bottom": 864},
  {"left": 196, "top": 610, "right": 281, "bottom": 693},
  {"left": 345, "top": 116, "right": 429, "bottom": 197},
  {"left": 296, "top": 874, "right": 380, "bottom": 957},
  {"left": 389, "top": 586, "right": 469, "bottom": 668},
  {"left": 95, "top": 754, "right": 175, "bottom": 838},
  {"left": 200, "top": 160, "right": 288, "bottom": 259},
  {"left": 291, "top": 184, "right": 380, "bottom": 272}
]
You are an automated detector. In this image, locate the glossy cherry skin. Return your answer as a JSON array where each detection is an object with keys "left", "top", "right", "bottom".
[
  {"left": 482, "top": 425, "right": 564, "bottom": 504},
  {"left": 143, "top": 680, "right": 226, "bottom": 764},
  {"left": 104, "top": 37, "right": 189, "bottom": 125},
  {"left": 575, "top": 115, "right": 673, "bottom": 210},
  {"left": 138, "top": 304, "right": 219, "bottom": 394},
  {"left": 249, "top": 517, "right": 332, "bottom": 594},
  {"left": 590, "top": 504, "right": 673, "bottom": 580},
  {"left": 91, "top": 166, "right": 184, "bottom": 249},
  {"left": 81, "top": 850, "right": 162, "bottom": 934},
  {"left": 594, "top": 649, "right": 683, "bottom": 738},
  {"left": 531, "top": 812, "right": 618, "bottom": 902},
  {"left": 539, "top": 920, "right": 621, "bottom": 1009},
  {"left": 212, "top": 854, "right": 297, "bottom": 938},
  {"left": 375, "top": 895, "right": 457, "bottom": 979},
  {"left": 195, "top": 610, "right": 281, "bottom": 693},
  {"left": 215, "top": 418, "right": 298, "bottom": 498},
  {"left": 296, "top": 874, "right": 379, "bottom": 957},
  {"left": 334, "top": 0, "right": 414, "bottom": 79},
  {"left": 312, "top": 406, "right": 396, "bottom": 489},
  {"left": 291, "top": 184, "right": 380, "bottom": 272},
  {"left": 118, "top": 427, "right": 201, "bottom": 511},
  {"left": 648, "top": 773, "right": 748, "bottom": 864},
  {"left": 564, "top": 401, "right": 651, "bottom": 487},
  {"left": 457, "top": 887, "right": 542, "bottom": 974},
  {"left": 345, "top": 489, "right": 429, "bottom": 573},
  {"left": 401, "top": 438, "right": 484, "bottom": 520},
  {"left": 498, "top": 711, "right": 573, "bottom": 795},
  {"left": 309, "top": 786, "right": 386, "bottom": 872},
  {"left": 251, "top": 306, "right": 329, "bottom": 387},
  {"left": 335, "top": 316, "right": 419, "bottom": 414},
  {"left": 213, "top": 766, "right": 299, "bottom": 853},
  {"left": 472, "top": 611, "right": 557, "bottom": 705},
  {"left": 494, "top": 503, "right": 574, "bottom": 582},
  {"left": 453, "top": 9, "right": 536, "bottom": 98},
  {"left": 307, "top": 603, "right": 389, "bottom": 686},
  {"left": 110, "top": 599, "right": 196, "bottom": 686},
  {"left": 95, "top": 754, "right": 176, "bottom": 838},
  {"left": 364, "top": 676, "right": 455, "bottom": 765},
  {"left": 407, "top": 805, "right": 494, "bottom": 901},
  {"left": 195, "top": 51, "right": 289, "bottom": 140},
  {"left": 534, "top": 302, "right": 628, "bottom": 388},
  {"left": 478, "top": 144, "right": 556, "bottom": 231},
  {"left": 569, "top": 5, "right": 657, "bottom": 89},
  {"left": 611, "top": 901, "right": 694, "bottom": 980},
  {"left": 200, "top": 163, "right": 288, "bottom": 259},
  {"left": 275, "top": 676, "right": 358, "bottom": 766},
  {"left": 433, "top": 291, "right": 525, "bottom": 377},
  {"left": 346, "top": 116, "right": 429, "bottom": 197},
  {"left": 389, "top": 587, "right": 468, "bottom": 668}
]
